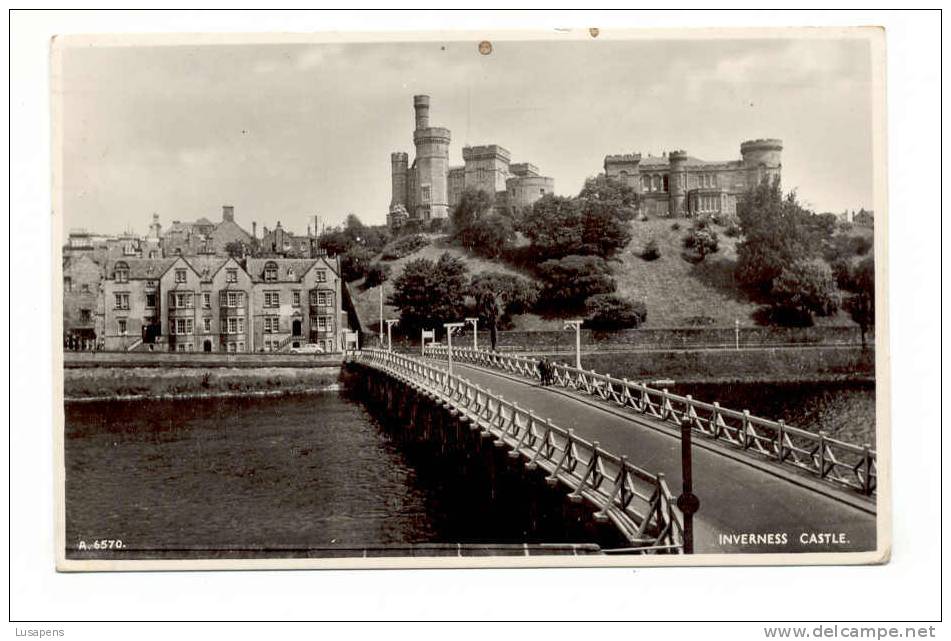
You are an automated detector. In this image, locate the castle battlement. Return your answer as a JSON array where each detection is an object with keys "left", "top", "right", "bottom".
[
  {"left": 462, "top": 145, "right": 512, "bottom": 162},
  {"left": 740, "top": 138, "right": 783, "bottom": 152},
  {"left": 604, "top": 153, "right": 642, "bottom": 163}
]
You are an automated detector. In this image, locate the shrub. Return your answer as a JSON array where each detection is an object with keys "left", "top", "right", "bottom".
[
  {"left": 681, "top": 221, "right": 720, "bottom": 262},
  {"left": 584, "top": 294, "right": 647, "bottom": 330},
  {"left": 670, "top": 222, "right": 681, "bottom": 231},
  {"left": 363, "top": 262, "right": 391, "bottom": 288},
  {"left": 381, "top": 234, "right": 429, "bottom": 260},
  {"left": 682, "top": 315, "right": 716, "bottom": 327},
  {"left": 724, "top": 223, "right": 741, "bottom": 237},
  {"left": 640, "top": 238, "right": 661, "bottom": 261}
]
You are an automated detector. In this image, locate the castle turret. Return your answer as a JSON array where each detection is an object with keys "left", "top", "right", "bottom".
[
  {"left": 741, "top": 139, "right": 783, "bottom": 188},
  {"left": 390, "top": 152, "right": 408, "bottom": 209},
  {"left": 412, "top": 95, "right": 451, "bottom": 220},
  {"left": 603, "top": 153, "right": 641, "bottom": 191},
  {"left": 414, "top": 94, "right": 430, "bottom": 129},
  {"left": 668, "top": 150, "right": 688, "bottom": 217}
]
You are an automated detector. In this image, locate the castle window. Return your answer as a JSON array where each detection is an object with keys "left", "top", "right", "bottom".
[
  {"left": 642, "top": 175, "right": 651, "bottom": 191},
  {"left": 663, "top": 175, "right": 669, "bottom": 192},
  {"left": 653, "top": 175, "right": 661, "bottom": 191},
  {"left": 421, "top": 184, "right": 431, "bottom": 203},
  {"left": 64, "top": 277, "right": 72, "bottom": 292},
  {"left": 264, "top": 262, "right": 278, "bottom": 282}
]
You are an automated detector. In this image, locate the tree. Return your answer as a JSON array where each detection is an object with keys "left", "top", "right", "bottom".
[
  {"left": 584, "top": 294, "right": 647, "bottom": 330},
  {"left": 363, "top": 262, "right": 391, "bottom": 289},
  {"left": 843, "top": 256, "right": 875, "bottom": 347},
  {"left": 451, "top": 189, "right": 493, "bottom": 237},
  {"left": 578, "top": 174, "right": 640, "bottom": 212},
  {"left": 537, "top": 255, "right": 616, "bottom": 308},
  {"left": 577, "top": 198, "right": 634, "bottom": 257},
  {"left": 517, "top": 195, "right": 584, "bottom": 260},
  {"left": 469, "top": 272, "right": 539, "bottom": 350},
  {"left": 224, "top": 240, "right": 246, "bottom": 259},
  {"left": 735, "top": 177, "right": 834, "bottom": 297},
  {"left": 340, "top": 244, "right": 376, "bottom": 282},
  {"left": 771, "top": 259, "right": 842, "bottom": 325},
  {"left": 389, "top": 252, "right": 469, "bottom": 335}
]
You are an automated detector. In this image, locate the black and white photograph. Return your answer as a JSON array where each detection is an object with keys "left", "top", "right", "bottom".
[{"left": 52, "top": 27, "right": 888, "bottom": 570}]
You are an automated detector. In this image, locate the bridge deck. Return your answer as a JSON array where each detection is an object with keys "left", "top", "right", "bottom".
[{"left": 451, "top": 361, "right": 876, "bottom": 555}]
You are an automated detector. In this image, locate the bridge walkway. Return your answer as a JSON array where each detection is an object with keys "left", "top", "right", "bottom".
[{"left": 449, "top": 360, "right": 877, "bottom": 555}]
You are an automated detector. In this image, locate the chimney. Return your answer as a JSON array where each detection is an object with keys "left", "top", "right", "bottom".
[
  {"left": 252, "top": 221, "right": 257, "bottom": 238},
  {"left": 222, "top": 205, "right": 234, "bottom": 222},
  {"left": 307, "top": 224, "right": 311, "bottom": 237}
]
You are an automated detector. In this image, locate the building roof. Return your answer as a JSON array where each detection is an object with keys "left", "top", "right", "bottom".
[
  {"left": 184, "top": 256, "right": 229, "bottom": 280},
  {"left": 246, "top": 258, "right": 319, "bottom": 283},
  {"left": 104, "top": 257, "right": 178, "bottom": 280}
]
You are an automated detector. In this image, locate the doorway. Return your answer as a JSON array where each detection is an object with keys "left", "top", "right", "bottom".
[
  {"left": 292, "top": 319, "right": 302, "bottom": 336},
  {"left": 203, "top": 339, "right": 212, "bottom": 352}
]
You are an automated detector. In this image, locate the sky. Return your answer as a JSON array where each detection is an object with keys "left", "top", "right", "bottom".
[{"left": 60, "top": 35, "right": 875, "bottom": 236}]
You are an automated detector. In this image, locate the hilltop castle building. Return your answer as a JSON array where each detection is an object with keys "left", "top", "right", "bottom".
[
  {"left": 388, "top": 95, "right": 554, "bottom": 229},
  {"left": 603, "top": 139, "right": 783, "bottom": 218}
]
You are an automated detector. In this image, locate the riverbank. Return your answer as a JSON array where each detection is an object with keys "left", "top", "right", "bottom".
[
  {"left": 541, "top": 345, "right": 875, "bottom": 385},
  {"left": 64, "top": 365, "right": 342, "bottom": 401}
]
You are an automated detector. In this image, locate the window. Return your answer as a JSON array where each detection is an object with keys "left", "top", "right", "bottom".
[
  {"left": 316, "top": 316, "right": 333, "bottom": 332},
  {"left": 264, "top": 316, "right": 279, "bottom": 334},
  {"left": 175, "top": 269, "right": 187, "bottom": 283},
  {"left": 237, "top": 342, "right": 245, "bottom": 352},
  {"left": 64, "top": 277, "right": 72, "bottom": 292},
  {"left": 642, "top": 175, "right": 651, "bottom": 191},
  {"left": 316, "top": 270, "right": 327, "bottom": 283},
  {"left": 287, "top": 268, "right": 295, "bottom": 280},
  {"left": 177, "top": 344, "right": 186, "bottom": 353},
  {"left": 264, "top": 291, "right": 280, "bottom": 308},
  {"left": 114, "top": 293, "right": 130, "bottom": 310},
  {"left": 663, "top": 175, "right": 669, "bottom": 192},
  {"left": 203, "top": 318, "right": 212, "bottom": 333},
  {"left": 226, "top": 268, "right": 238, "bottom": 283},
  {"left": 421, "top": 184, "right": 432, "bottom": 203},
  {"left": 175, "top": 318, "right": 194, "bottom": 335},
  {"left": 228, "top": 342, "right": 237, "bottom": 353},
  {"left": 264, "top": 262, "right": 278, "bottom": 282},
  {"left": 79, "top": 309, "right": 91, "bottom": 324},
  {"left": 115, "top": 262, "right": 129, "bottom": 283},
  {"left": 292, "top": 291, "right": 301, "bottom": 307},
  {"left": 117, "top": 319, "right": 127, "bottom": 335},
  {"left": 222, "top": 291, "right": 244, "bottom": 308},
  {"left": 173, "top": 292, "right": 193, "bottom": 309},
  {"left": 145, "top": 293, "right": 156, "bottom": 308},
  {"left": 81, "top": 284, "right": 90, "bottom": 294},
  {"left": 228, "top": 317, "right": 238, "bottom": 334},
  {"left": 202, "top": 293, "right": 211, "bottom": 308},
  {"left": 313, "top": 291, "right": 333, "bottom": 307},
  {"left": 146, "top": 280, "right": 157, "bottom": 290}
]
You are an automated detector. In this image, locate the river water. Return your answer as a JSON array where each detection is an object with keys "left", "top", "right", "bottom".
[{"left": 65, "top": 378, "right": 873, "bottom": 558}]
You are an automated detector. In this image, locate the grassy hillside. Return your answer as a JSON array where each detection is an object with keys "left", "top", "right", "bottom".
[{"left": 349, "top": 220, "right": 864, "bottom": 333}]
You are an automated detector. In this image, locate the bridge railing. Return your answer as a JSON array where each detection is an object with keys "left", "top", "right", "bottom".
[
  {"left": 424, "top": 346, "right": 877, "bottom": 497},
  {"left": 349, "top": 349, "right": 685, "bottom": 554}
]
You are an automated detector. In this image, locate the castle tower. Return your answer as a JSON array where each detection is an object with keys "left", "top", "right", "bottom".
[
  {"left": 668, "top": 150, "right": 688, "bottom": 217},
  {"left": 412, "top": 95, "right": 451, "bottom": 221},
  {"left": 390, "top": 152, "right": 408, "bottom": 209},
  {"left": 741, "top": 139, "right": 783, "bottom": 188}
]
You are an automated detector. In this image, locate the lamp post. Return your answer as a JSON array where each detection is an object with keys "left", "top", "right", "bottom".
[
  {"left": 734, "top": 318, "right": 740, "bottom": 351},
  {"left": 465, "top": 317, "right": 479, "bottom": 351},
  {"left": 378, "top": 284, "right": 385, "bottom": 349},
  {"left": 443, "top": 322, "right": 464, "bottom": 376},
  {"left": 564, "top": 320, "right": 584, "bottom": 369},
  {"left": 385, "top": 319, "right": 399, "bottom": 352}
]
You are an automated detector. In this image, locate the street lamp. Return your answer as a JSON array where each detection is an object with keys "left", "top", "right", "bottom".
[
  {"left": 443, "top": 322, "right": 464, "bottom": 376},
  {"left": 464, "top": 317, "right": 479, "bottom": 351},
  {"left": 385, "top": 319, "right": 399, "bottom": 352},
  {"left": 564, "top": 320, "right": 584, "bottom": 369}
]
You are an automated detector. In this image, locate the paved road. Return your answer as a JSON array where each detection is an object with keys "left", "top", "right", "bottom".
[{"left": 451, "top": 361, "right": 877, "bottom": 555}]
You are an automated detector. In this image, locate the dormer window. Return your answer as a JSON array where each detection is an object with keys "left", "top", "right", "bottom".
[
  {"left": 175, "top": 269, "right": 187, "bottom": 283},
  {"left": 115, "top": 262, "right": 129, "bottom": 283},
  {"left": 287, "top": 268, "right": 295, "bottom": 280},
  {"left": 264, "top": 262, "right": 278, "bottom": 282}
]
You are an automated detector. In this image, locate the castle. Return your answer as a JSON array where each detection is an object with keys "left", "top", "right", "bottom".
[
  {"left": 603, "top": 139, "right": 783, "bottom": 218},
  {"left": 388, "top": 95, "right": 555, "bottom": 229}
]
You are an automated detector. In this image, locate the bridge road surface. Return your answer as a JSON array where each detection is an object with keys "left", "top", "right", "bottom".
[{"left": 450, "top": 362, "right": 877, "bottom": 555}]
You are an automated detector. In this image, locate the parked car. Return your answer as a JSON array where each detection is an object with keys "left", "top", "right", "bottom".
[{"left": 289, "top": 343, "right": 324, "bottom": 354}]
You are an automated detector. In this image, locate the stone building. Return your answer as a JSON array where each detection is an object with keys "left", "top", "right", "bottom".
[
  {"left": 99, "top": 255, "right": 344, "bottom": 353},
  {"left": 62, "top": 253, "right": 104, "bottom": 350},
  {"left": 602, "top": 139, "right": 783, "bottom": 218},
  {"left": 246, "top": 257, "right": 343, "bottom": 353},
  {"left": 388, "top": 95, "right": 554, "bottom": 229},
  {"left": 160, "top": 205, "right": 253, "bottom": 257}
]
